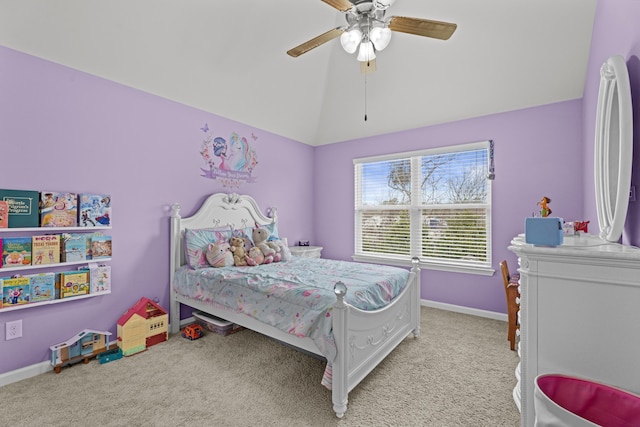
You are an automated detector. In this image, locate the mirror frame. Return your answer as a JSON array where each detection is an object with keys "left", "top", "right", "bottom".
[{"left": 594, "top": 55, "right": 633, "bottom": 242}]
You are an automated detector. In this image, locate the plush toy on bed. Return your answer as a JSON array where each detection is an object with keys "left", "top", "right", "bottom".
[
  {"left": 205, "top": 242, "right": 234, "bottom": 268},
  {"left": 229, "top": 236, "right": 250, "bottom": 267},
  {"left": 270, "top": 237, "right": 292, "bottom": 262},
  {"left": 246, "top": 246, "right": 266, "bottom": 266},
  {"left": 252, "top": 227, "right": 281, "bottom": 263}
]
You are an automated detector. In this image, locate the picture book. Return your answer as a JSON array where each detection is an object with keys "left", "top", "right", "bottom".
[
  {"left": 0, "top": 189, "right": 40, "bottom": 228},
  {"left": 61, "top": 233, "right": 87, "bottom": 262},
  {"left": 58, "top": 270, "right": 89, "bottom": 298},
  {"left": 40, "top": 192, "right": 78, "bottom": 227},
  {"left": 2, "top": 237, "right": 32, "bottom": 268},
  {"left": 91, "top": 235, "right": 112, "bottom": 259},
  {"left": 32, "top": 235, "right": 61, "bottom": 265},
  {"left": 2, "top": 276, "right": 31, "bottom": 306},
  {"left": 79, "top": 194, "right": 111, "bottom": 227},
  {"left": 0, "top": 200, "right": 8, "bottom": 228},
  {"left": 29, "top": 273, "right": 56, "bottom": 302},
  {"left": 89, "top": 264, "right": 111, "bottom": 293}
]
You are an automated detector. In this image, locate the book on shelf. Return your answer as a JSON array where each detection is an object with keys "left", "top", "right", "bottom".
[
  {"left": 91, "top": 235, "right": 112, "bottom": 259},
  {"left": 79, "top": 194, "right": 111, "bottom": 227},
  {"left": 2, "top": 237, "right": 32, "bottom": 268},
  {"left": 28, "top": 272, "right": 56, "bottom": 302},
  {"left": 2, "top": 276, "right": 31, "bottom": 307},
  {"left": 32, "top": 234, "right": 61, "bottom": 265},
  {"left": 61, "top": 233, "right": 87, "bottom": 262},
  {"left": 0, "top": 189, "right": 40, "bottom": 228},
  {"left": 0, "top": 200, "right": 8, "bottom": 228},
  {"left": 40, "top": 192, "right": 78, "bottom": 227},
  {"left": 89, "top": 263, "right": 111, "bottom": 293},
  {"left": 58, "top": 270, "right": 90, "bottom": 298}
]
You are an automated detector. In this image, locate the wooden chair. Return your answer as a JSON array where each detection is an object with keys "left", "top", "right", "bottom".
[{"left": 500, "top": 260, "right": 520, "bottom": 351}]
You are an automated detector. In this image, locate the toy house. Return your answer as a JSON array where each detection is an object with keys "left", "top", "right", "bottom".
[
  {"left": 50, "top": 329, "right": 114, "bottom": 373},
  {"left": 117, "top": 297, "right": 168, "bottom": 356}
]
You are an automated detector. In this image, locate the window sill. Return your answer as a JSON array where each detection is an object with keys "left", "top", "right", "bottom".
[{"left": 352, "top": 254, "right": 495, "bottom": 276}]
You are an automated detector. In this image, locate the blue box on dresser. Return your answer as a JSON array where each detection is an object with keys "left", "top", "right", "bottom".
[{"left": 525, "top": 217, "right": 564, "bottom": 246}]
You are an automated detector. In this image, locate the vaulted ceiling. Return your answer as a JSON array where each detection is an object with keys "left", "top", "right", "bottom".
[{"left": 0, "top": 0, "right": 597, "bottom": 146}]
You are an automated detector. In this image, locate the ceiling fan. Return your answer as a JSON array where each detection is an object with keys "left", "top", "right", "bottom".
[{"left": 286, "top": 0, "right": 457, "bottom": 67}]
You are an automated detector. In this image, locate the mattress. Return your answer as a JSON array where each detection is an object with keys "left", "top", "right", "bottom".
[{"left": 173, "top": 257, "right": 410, "bottom": 362}]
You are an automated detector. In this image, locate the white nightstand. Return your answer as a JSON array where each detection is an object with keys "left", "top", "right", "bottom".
[{"left": 289, "top": 245, "right": 323, "bottom": 259}]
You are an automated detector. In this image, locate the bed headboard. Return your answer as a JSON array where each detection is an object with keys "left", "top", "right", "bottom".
[{"left": 170, "top": 193, "right": 277, "bottom": 275}]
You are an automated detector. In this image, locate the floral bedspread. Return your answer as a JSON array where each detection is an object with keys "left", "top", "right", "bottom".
[{"left": 173, "top": 257, "right": 410, "bottom": 364}]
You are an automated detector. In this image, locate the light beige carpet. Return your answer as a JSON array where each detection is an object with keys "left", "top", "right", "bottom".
[{"left": 1, "top": 307, "right": 520, "bottom": 426}]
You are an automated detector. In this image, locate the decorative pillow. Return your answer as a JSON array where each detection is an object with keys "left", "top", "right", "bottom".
[{"left": 184, "top": 227, "right": 232, "bottom": 269}]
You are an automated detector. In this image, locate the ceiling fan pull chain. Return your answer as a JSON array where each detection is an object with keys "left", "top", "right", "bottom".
[{"left": 364, "top": 71, "right": 368, "bottom": 121}]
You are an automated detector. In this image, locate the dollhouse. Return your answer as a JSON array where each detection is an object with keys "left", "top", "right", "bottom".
[
  {"left": 117, "top": 297, "right": 168, "bottom": 356},
  {"left": 50, "top": 329, "right": 114, "bottom": 373}
]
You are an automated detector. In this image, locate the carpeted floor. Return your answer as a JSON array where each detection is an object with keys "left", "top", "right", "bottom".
[{"left": 1, "top": 307, "right": 520, "bottom": 426}]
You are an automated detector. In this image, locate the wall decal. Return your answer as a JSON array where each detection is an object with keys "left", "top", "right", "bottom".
[{"left": 199, "top": 124, "right": 258, "bottom": 189}]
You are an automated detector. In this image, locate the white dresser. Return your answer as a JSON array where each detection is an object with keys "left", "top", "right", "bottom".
[
  {"left": 509, "top": 234, "right": 640, "bottom": 426},
  {"left": 288, "top": 245, "right": 323, "bottom": 259}
]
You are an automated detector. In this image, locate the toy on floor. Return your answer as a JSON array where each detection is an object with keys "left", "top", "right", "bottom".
[
  {"left": 117, "top": 297, "right": 168, "bottom": 356},
  {"left": 97, "top": 347, "right": 123, "bottom": 364},
  {"left": 181, "top": 323, "right": 204, "bottom": 340},
  {"left": 50, "top": 329, "right": 117, "bottom": 373}
]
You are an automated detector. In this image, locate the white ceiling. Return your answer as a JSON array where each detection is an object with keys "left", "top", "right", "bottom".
[{"left": 0, "top": 0, "right": 597, "bottom": 146}]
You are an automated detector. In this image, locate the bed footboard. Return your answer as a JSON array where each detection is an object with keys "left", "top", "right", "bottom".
[{"left": 331, "top": 257, "right": 421, "bottom": 418}]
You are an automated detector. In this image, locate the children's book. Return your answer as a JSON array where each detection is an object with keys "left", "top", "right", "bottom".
[
  {"left": 2, "top": 237, "right": 32, "bottom": 268},
  {"left": 61, "top": 233, "right": 87, "bottom": 262},
  {"left": 32, "top": 235, "right": 61, "bottom": 265},
  {"left": 58, "top": 270, "right": 90, "bottom": 298},
  {"left": 79, "top": 194, "right": 111, "bottom": 227},
  {"left": 2, "top": 276, "right": 31, "bottom": 306},
  {"left": 0, "top": 189, "right": 40, "bottom": 228},
  {"left": 40, "top": 192, "right": 78, "bottom": 227},
  {"left": 91, "top": 235, "right": 112, "bottom": 259},
  {"left": 89, "top": 264, "right": 111, "bottom": 293},
  {"left": 29, "top": 273, "right": 56, "bottom": 302},
  {"left": 0, "top": 201, "right": 8, "bottom": 228}
]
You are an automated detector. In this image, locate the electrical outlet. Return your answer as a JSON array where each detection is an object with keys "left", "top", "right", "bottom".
[{"left": 6, "top": 320, "right": 23, "bottom": 340}]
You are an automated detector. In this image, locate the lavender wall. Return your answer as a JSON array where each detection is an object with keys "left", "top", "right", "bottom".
[
  {"left": 314, "top": 101, "right": 584, "bottom": 313},
  {"left": 0, "top": 46, "right": 315, "bottom": 374},
  {"left": 582, "top": 0, "right": 640, "bottom": 246}
]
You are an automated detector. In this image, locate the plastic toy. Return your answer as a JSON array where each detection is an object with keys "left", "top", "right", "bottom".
[
  {"left": 538, "top": 196, "right": 552, "bottom": 217},
  {"left": 97, "top": 347, "right": 123, "bottom": 364},
  {"left": 117, "top": 297, "right": 168, "bottom": 356},
  {"left": 50, "top": 329, "right": 116, "bottom": 373},
  {"left": 181, "top": 323, "right": 204, "bottom": 340}
]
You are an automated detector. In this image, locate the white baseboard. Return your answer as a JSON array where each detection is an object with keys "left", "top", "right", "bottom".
[
  {"left": 421, "top": 299, "right": 507, "bottom": 322},
  {"left": 0, "top": 361, "right": 52, "bottom": 387},
  {"left": 1, "top": 304, "right": 505, "bottom": 388}
]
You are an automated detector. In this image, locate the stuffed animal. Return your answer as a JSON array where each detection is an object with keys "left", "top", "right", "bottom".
[
  {"left": 246, "top": 246, "right": 267, "bottom": 266},
  {"left": 252, "top": 227, "right": 280, "bottom": 262},
  {"left": 229, "top": 236, "right": 249, "bottom": 267},
  {"left": 271, "top": 237, "right": 292, "bottom": 262},
  {"left": 205, "top": 242, "right": 234, "bottom": 268}
]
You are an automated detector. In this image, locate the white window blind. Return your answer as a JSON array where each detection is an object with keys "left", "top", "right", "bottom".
[{"left": 354, "top": 141, "right": 492, "bottom": 273}]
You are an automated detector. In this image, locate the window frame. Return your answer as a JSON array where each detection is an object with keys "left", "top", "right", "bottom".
[{"left": 353, "top": 141, "right": 494, "bottom": 276}]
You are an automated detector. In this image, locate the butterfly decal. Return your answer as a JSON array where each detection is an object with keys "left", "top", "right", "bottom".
[
  {"left": 201, "top": 123, "right": 209, "bottom": 133},
  {"left": 251, "top": 133, "right": 257, "bottom": 141}
]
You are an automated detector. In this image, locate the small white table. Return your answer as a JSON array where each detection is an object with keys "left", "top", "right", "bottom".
[{"left": 288, "top": 245, "right": 323, "bottom": 259}]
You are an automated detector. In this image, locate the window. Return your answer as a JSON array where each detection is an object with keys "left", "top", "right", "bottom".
[{"left": 354, "top": 141, "right": 492, "bottom": 275}]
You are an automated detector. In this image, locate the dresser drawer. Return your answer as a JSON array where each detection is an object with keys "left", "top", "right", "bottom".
[{"left": 289, "top": 246, "right": 322, "bottom": 259}]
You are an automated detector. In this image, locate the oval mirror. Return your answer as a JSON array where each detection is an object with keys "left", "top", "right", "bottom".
[{"left": 594, "top": 55, "right": 633, "bottom": 242}]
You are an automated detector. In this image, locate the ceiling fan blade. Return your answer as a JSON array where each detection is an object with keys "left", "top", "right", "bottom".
[
  {"left": 388, "top": 16, "right": 457, "bottom": 40},
  {"left": 287, "top": 28, "right": 344, "bottom": 57},
  {"left": 321, "top": 0, "right": 353, "bottom": 12}
]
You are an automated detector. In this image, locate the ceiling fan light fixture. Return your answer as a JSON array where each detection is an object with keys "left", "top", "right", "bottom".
[
  {"left": 340, "top": 28, "right": 363, "bottom": 54},
  {"left": 357, "top": 41, "right": 376, "bottom": 62},
  {"left": 370, "top": 26, "right": 391, "bottom": 51}
]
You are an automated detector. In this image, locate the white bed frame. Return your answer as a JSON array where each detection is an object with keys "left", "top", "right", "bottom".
[{"left": 169, "top": 193, "right": 421, "bottom": 418}]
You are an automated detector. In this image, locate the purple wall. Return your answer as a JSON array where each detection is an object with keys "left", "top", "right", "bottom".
[
  {"left": 314, "top": 101, "right": 584, "bottom": 313},
  {"left": 582, "top": 0, "right": 640, "bottom": 246},
  {"left": 0, "top": 46, "right": 315, "bottom": 374}
]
